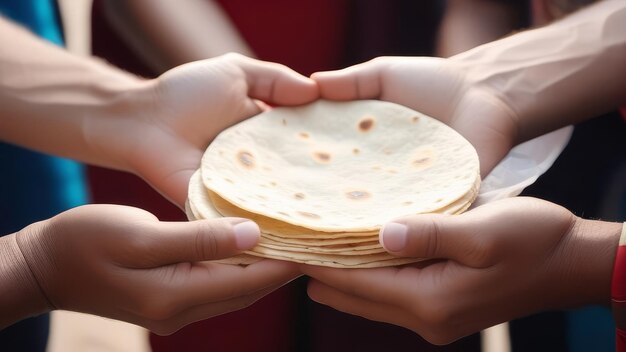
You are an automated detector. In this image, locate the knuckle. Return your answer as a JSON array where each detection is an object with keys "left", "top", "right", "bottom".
[
  {"left": 370, "top": 56, "right": 390, "bottom": 65},
  {"left": 404, "top": 217, "right": 441, "bottom": 257},
  {"left": 424, "top": 218, "right": 442, "bottom": 257},
  {"left": 222, "top": 52, "right": 244, "bottom": 61},
  {"left": 125, "top": 222, "right": 158, "bottom": 252},
  {"left": 467, "top": 236, "right": 500, "bottom": 267},
  {"left": 194, "top": 224, "right": 220, "bottom": 260}
]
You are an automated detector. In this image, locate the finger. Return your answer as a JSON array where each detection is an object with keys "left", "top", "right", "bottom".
[
  {"left": 134, "top": 259, "right": 300, "bottom": 314},
  {"left": 229, "top": 54, "right": 319, "bottom": 105},
  {"left": 135, "top": 218, "right": 261, "bottom": 267},
  {"left": 301, "top": 265, "right": 418, "bottom": 305},
  {"left": 148, "top": 284, "right": 282, "bottom": 336},
  {"left": 307, "top": 279, "right": 419, "bottom": 332},
  {"left": 379, "top": 210, "right": 496, "bottom": 268},
  {"left": 311, "top": 59, "right": 384, "bottom": 100}
]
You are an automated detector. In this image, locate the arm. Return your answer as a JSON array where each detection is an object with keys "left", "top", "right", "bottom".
[
  {"left": 436, "top": 0, "right": 526, "bottom": 57},
  {"left": 101, "top": 0, "right": 255, "bottom": 73},
  {"left": 0, "top": 17, "right": 317, "bottom": 206},
  {"left": 0, "top": 204, "right": 299, "bottom": 332},
  {"left": 450, "top": 0, "right": 626, "bottom": 143},
  {"left": 0, "top": 16, "right": 143, "bottom": 172},
  {"left": 313, "top": 0, "right": 626, "bottom": 175},
  {"left": 0, "top": 232, "right": 49, "bottom": 327}
]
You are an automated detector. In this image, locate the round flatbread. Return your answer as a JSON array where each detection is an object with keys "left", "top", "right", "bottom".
[{"left": 201, "top": 100, "right": 479, "bottom": 232}]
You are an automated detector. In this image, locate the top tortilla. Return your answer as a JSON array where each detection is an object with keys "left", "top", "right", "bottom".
[{"left": 201, "top": 100, "right": 479, "bottom": 232}]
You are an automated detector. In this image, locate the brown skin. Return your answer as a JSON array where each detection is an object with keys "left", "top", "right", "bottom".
[
  {"left": 305, "top": 0, "right": 626, "bottom": 344},
  {"left": 0, "top": 17, "right": 316, "bottom": 330},
  {"left": 1, "top": 205, "right": 300, "bottom": 333},
  {"left": 302, "top": 197, "right": 622, "bottom": 344}
]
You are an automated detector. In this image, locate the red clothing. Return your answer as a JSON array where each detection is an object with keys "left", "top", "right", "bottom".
[
  {"left": 217, "top": 0, "right": 350, "bottom": 76},
  {"left": 613, "top": 229, "right": 626, "bottom": 352}
]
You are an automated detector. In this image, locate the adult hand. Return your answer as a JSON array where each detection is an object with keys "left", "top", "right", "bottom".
[
  {"left": 301, "top": 197, "right": 622, "bottom": 344},
  {"left": 7, "top": 205, "right": 299, "bottom": 334},
  {"left": 86, "top": 53, "right": 318, "bottom": 206},
  {"left": 313, "top": 0, "right": 626, "bottom": 178},
  {"left": 312, "top": 56, "right": 517, "bottom": 177}
]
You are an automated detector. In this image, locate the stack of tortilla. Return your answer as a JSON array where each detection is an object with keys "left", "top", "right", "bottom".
[{"left": 186, "top": 100, "right": 480, "bottom": 268}]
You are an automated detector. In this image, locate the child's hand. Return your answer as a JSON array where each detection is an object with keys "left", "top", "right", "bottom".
[
  {"left": 9, "top": 205, "right": 299, "bottom": 334},
  {"left": 301, "top": 197, "right": 621, "bottom": 344},
  {"left": 87, "top": 53, "right": 318, "bottom": 207},
  {"left": 312, "top": 57, "right": 518, "bottom": 177}
]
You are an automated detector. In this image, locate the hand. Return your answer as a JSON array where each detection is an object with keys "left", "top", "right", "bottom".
[
  {"left": 312, "top": 57, "right": 519, "bottom": 177},
  {"left": 301, "top": 197, "right": 622, "bottom": 344},
  {"left": 12, "top": 205, "right": 299, "bottom": 334},
  {"left": 87, "top": 53, "right": 318, "bottom": 206}
]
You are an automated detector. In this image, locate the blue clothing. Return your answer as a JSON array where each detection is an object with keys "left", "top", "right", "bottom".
[
  {"left": 0, "top": 1, "right": 88, "bottom": 350},
  {"left": 0, "top": 0, "right": 89, "bottom": 233},
  {"left": 0, "top": 0, "right": 63, "bottom": 45}
]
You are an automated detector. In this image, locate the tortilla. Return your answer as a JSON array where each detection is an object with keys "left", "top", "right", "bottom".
[
  {"left": 187, "top": 100, "right": 480, "bottom": 267},
  {"left": 201, "top": 100, "right": 480, "bottom": 232}
]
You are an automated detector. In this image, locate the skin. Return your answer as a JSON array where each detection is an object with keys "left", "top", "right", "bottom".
[
  {"left": 303, "top": 0, "right": 626, "bottom": 344},
  {"left": 101, "top": 0, "right": 254, "bottom": 73},
  {"left": 311, "top": 1, "right": 626, "bottom": 177},
  {"left": 302, "top": 198, "right": 622, "bottom": 344},
  {"left": 1, "top": 206, "right": 299, "bottom": 334},
  {"left": 0, "top": 17, "right": 317, "bottom": 331},
  {"left": 0, "top": 18, "right": 317, "bottom": 207}
]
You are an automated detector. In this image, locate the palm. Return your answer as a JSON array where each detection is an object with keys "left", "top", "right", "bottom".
[
  {"left": 377, "top": 58, "right": 518, "bottom": 176},
  {"left": 124, "top": 54, "right": 317, "bottom": 206},
  {"left": 134, "top": 60, "right": 260, "bottom": 206},
  {"left": 315, "top": 57, "right": 519, "bottom": 177}
]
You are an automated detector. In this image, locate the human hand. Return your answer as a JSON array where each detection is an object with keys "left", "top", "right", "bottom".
[
  {"left": 9, "top": 205, "right": 299, "bottom": 334},
  {"left": 301, "top": 197, "right": 622, "bottom": 344},
  {"left": 312, "top": 57, "right": 517, "bottom": 177},
  {"left": 86, "top": 53, "right": 318, "bottom": 206}
]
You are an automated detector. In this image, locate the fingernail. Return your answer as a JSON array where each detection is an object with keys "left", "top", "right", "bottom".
[
  {"left": 380, "top": 222, "right": 408, "bottom": 252},
  {"left": 233, "top": 221, "right": 260, "bottom": 250}
]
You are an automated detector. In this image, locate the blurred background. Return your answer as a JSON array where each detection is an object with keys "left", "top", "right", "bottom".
[{"left": 1, "top": 0, "right": 622, "bottom": 351}]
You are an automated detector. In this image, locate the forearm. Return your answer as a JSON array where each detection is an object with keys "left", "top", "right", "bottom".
[
  {"left": 0, "top": 232, "right": 50, "bottom": 329},
  {"left": 451, "top": 0, "right": 626, "bottom": 143},
  {"left": 436, "top": 0, "right": 525, "bottom": 57},
  {"left": 0, "top": 17, "right": 149, "bottom": 171},
  {"left": 102, "top": 0, "right": 254, "bottom": 73}
]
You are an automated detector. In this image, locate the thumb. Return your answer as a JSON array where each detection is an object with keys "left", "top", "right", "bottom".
[
  {"left": 138, "top": 218, "right": 260, "bottom": 267},
  {"left": 229, "top": 53, "right": 319, "bottom": 105},
  {"left": 379, "top": 213, "right": 493, "bottom": 268},
  {"left": 311, "top": 59, "right": 384, "bottom": 101}
]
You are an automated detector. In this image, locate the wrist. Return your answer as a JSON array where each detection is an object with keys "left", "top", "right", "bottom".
[
  {"left": 0, "top": 228, "right": 52, "bottom": 328},
  {"left": 448, "top": 1, "right": 626, "bottom": 144},
  {"left": 554, "top": 217, "right": 622, "bottom": 308},
  {"left": 81, "top": 77, "right": 158, "bottom": 172},
  {"left": 611, "top": 223, "right": 626, "bottom": 330}
]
